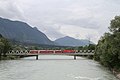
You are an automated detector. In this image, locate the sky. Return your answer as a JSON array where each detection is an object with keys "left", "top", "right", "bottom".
[{"left": 0, "top": 0, "right": 120, "bottom": 44}]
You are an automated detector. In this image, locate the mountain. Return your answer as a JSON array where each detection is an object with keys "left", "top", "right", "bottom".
[
  {"left": 54, "top": 36, "right": 94, "bottom": 46},
  {"left": 0, "top": 34, "right": 2, "bottom": 38},
  {"left": 0, "top": 17, "right": 55, "bottom": 45}
]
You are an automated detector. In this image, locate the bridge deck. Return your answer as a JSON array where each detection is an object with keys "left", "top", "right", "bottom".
[
  {"left": 5, "top": 53, "right": 94, "bottom": 56},
  {"left": 1, "top": 52, "right": 94, "bottom": 60}
]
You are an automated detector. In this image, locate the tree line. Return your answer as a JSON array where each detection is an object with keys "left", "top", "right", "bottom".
[{"left": 94, "top": 16, "right": 120, "bottom": 71}]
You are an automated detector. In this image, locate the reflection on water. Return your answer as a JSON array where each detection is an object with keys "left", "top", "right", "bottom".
[{"left": 0, "top": 55, "right": 119, "bottom": 80}]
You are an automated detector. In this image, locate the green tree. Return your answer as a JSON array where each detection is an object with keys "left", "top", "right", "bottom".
[
  {"left": 88, "top": 44, "right": 96, "bottom": 50},
  {"left": 0, "top": 42, "right": 4, "bottom": 59},
  {"left": 109, "top": 16, "right": 120, "bottom": 33},
  {"left": 95, "top": 16, "right": 120, "bottom": 70},
  {"left": 0, "top": 36, "right": 11, "bottom": 56}
]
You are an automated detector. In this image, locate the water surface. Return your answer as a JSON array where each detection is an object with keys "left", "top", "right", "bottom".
[{"left": 0, "top": 55, "right": 118, "bottom": 80}]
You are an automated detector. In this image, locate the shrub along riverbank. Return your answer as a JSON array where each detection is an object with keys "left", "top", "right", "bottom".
[
  {"left": 0, "top": 34, "right": 12, "bottom": 60},
  {"left": 0, "top": 56, "right": 20, "bottom": 60},
  {"left": 94, "top": 16, "right": 120, "bottom": 79}
]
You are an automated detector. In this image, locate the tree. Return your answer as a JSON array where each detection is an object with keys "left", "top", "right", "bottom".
[
  {"left": 109, "top": 16, "right": 120, "bottom": 33},
  {"left": 0, "top": 36, "right": 11, "bottom": 56},
  {"left": 88, "top": 44, "right": 96, "bottom": 50},
  {"left": 0, "top": 42, "right": 4, "bottom": 59},
  {"left": 95, "top": 16, "right": 120, "bottom": 70}
]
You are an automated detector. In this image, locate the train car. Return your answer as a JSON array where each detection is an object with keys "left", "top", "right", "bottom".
[
  {"left": 39, "top": 50, "right": 47, "bottom": 53},
  {"left": 62, "top": 50, "right": 76, "bottom": 53},
  {"left": 30, "top": 50, "right": 77, "bottom": 54},
  {"left": 39, "top": 50, "right": 54, "bottom": 54},
  {"left": 54, "top": 50, "right": 62, "bottom": 53},
  {"left": 29, "top": 50, "right": 39, "bottom": 54},
  {"left": 47, "top": 50, "right": 54, "bottom": 53}
]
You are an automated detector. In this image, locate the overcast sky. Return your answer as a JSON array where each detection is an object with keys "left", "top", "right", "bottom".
[{"left": 0, "top": 0, "right": 120, "bottom": 43}]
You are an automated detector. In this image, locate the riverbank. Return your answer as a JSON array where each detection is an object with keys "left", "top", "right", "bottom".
[
  {"left": 112, "top": 69, "right": 120, "bottom": 80},
  {"left": 85, "top": 56, "right": 120, "bottom": 80},
  {"left": 75, "top": 56, "right": 120, "bottom": 80},
  {"left": 117, "top": 73, "right": 120, "bottom": 79},
  {"left": 0, "top": 56, "right": 20, "bottom": 60},
  {"left": 95, "top": 61, "right": 120, "bottom": 80}
]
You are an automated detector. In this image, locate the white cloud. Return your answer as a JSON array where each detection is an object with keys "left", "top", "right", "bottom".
[
  {"left": 0, "top": 0, "right": 120, "bottom": 44},
  {"left": 0, "top": 0, "right": 25, "bottom": 20},
  {"left": 59, "top": 24, "right": 100, "bottom": 43}
]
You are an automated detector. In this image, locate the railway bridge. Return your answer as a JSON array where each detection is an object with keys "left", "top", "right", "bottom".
[{"left": 3, "top": 50, "right": 95, "bottom": 60}]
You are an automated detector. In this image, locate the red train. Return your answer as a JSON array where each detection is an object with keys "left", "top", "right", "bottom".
[{"left": 29, "top": 50, "right": 77, "bottom": 54}]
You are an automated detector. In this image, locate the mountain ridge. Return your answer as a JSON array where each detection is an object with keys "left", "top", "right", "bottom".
[
  {"left": 55, "top": 36, "right": 94, "bottom": 46},
  {"left": 0, "top": 17, "right": 55, "bottom": 45},
  {"left": 0, "top": 17, "right": 94, "bottom": 47}
]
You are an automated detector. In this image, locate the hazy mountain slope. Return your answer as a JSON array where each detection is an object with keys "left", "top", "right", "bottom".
[
  {"left": 55, "top": 36, "right": 94, "bottom": 46},
  {"left": 0, "top": 17, "right": 55, "bottom": 45}
]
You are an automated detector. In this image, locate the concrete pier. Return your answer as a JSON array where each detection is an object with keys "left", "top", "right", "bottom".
[
  {"left": 36, "top": 55, "right": 38, "bottom": 60},
  {"left": 74, "top": 56, "right": 76, "bottom": 60}
]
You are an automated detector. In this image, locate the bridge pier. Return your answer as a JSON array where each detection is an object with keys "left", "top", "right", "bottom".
[
  {"left": 36, "top": 55, "right": 38, "bottom": 60},
  {"left": 74, "top": 56, "right": 76, "bottom": 60}
]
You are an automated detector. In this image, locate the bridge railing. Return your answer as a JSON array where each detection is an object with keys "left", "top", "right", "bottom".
[
  {"left": 6, "top": 50, "right": 95, "bottom": 55},
  {"left": 7, "top": 50, "right": 29, "bottom": 55},
  {"left": 78, "top": 50, "right": 95, "bottom": 53}
]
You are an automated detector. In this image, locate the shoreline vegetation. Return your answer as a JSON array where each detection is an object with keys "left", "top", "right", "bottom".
[
  {"left": 94, "top": 16, "right": 120, "bottom": 79},
  {"left": 0, "top": 56, "right": 20, "bottom": 60}
]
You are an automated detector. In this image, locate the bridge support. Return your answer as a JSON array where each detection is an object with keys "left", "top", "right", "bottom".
[
  {"left": 74, "top": 56, "right": 76, "bottom": 60},
  {"left": 36, "top": 55, "right": 38, "bottom": 60}
]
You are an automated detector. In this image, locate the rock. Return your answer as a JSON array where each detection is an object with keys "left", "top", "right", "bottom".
[{"left": 116, "top": 73, "right": 120, "bottom": 79}]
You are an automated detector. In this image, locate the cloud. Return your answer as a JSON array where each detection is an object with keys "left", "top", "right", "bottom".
[
  {"left": 59, "top": 24, "right": 100, "bottom": 43},
  {"left": 0, "top": 0, "right": 120, "bottom": 43},
  {"left": 38, "top": 25, "right": 65, "bottom": 40},
  {"left": 0, "top": 0, "right": 25, "bottom": 20}
]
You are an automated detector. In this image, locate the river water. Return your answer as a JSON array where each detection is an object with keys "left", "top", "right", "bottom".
[{"left": 0, "top": 55, "right": 119, "bottom": 80}]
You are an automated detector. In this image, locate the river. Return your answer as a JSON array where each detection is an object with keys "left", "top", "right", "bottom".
[{"left": 0, "top": 55, "right": 119, "bottom": 80}]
